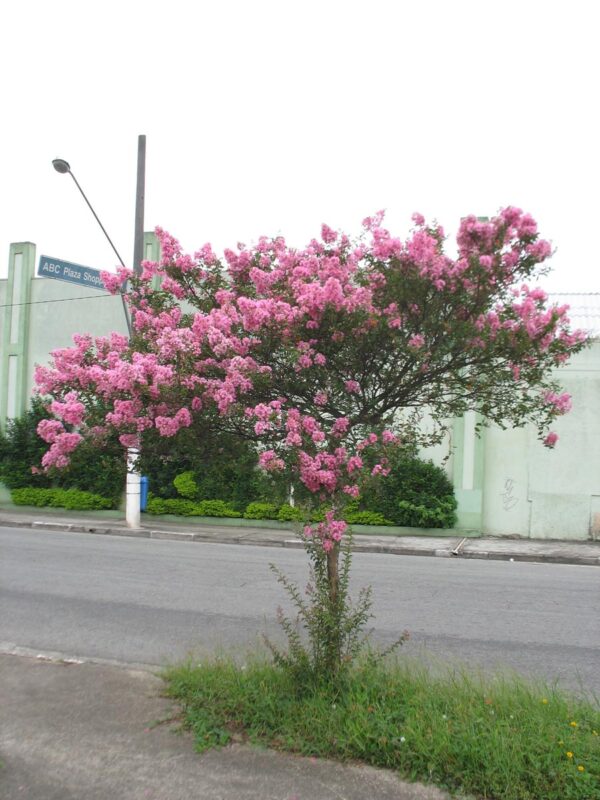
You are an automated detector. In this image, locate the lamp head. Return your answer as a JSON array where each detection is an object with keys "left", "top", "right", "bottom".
[{"left": 52, "top": 159, "right": 71, "bottom": 174}]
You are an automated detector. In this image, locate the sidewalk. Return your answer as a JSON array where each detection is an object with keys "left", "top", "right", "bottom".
[
  {"left": 1, "top": 506, "right": 599, "bottom": 566},
  {"left": 0, "top": 653, "right": 448, "bottom": 800}
]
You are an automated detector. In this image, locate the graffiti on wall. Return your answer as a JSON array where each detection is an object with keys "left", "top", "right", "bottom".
[{"left": 501, "top": 478, "right": 518, "bottom": 511}]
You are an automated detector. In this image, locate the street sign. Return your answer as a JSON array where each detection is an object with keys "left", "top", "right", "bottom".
[{"left": 37, "top": 255, "right": 107, "bottom": 291}]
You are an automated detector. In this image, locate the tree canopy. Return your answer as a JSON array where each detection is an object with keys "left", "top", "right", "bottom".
[{"left": 34, "top": 207, "right": 586, "bottom": 549}]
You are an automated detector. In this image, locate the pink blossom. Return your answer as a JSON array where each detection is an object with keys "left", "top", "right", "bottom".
[
  {"left": 259, "top": 450, "right": 285, "bottom": 471},
  {"left": 344, "top": 380, "right": 360, "bottom": 394},
  {"left": 40, "top": 431, "right": 83, "bottom": 470},
  {"left": 543, "top": 391, "right": 572, "bottom": 414},
  {"left": 346, "top": 456, "right": 363, "bottom": 474},
  {"left": 101, "top": 266, "right": 131, "bottom": 294},
  {"left": 37, "top": 419, "right": 64, "bottom": 443},
  {"left": 332, "top": 417, "right": 350, "bottom": 437},
  {"left": 321, "top": 224, "right": 338, "bottom": 244},
  {"left": 371, "top": 464, "right": 391, "bottom": 477},
  {"left": 544, "top": 432, "right": 558, "bottom": 448},
  {"left": 50, "top": 392, "right": 86, "bottom": 426},
  {"left": 408, "top": 334, "right": 425, "bottom": 349}
]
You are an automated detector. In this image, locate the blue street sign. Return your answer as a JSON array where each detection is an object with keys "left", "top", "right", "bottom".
[{"left": 37, "top": 255, "right": 107, "bottom": 291}]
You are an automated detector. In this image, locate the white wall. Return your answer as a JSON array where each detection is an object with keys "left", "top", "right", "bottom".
[{"left": 481, "top": 342, "right": 600, "bottom": 540}]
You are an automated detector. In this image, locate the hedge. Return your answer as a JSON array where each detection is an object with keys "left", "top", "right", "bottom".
[
  {"left": 145, "top": 497, "right": 242, "bottom": 518},
  {"left": 11, "top": 487, "right": 113, "bottom": 510}
]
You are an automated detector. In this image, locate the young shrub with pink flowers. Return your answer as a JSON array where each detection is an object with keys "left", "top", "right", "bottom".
[{"left": 34, "top": 208, "right": 587, "bottom": 675}]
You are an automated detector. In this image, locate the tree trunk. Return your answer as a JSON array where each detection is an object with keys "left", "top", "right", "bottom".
[
  {"left": 326, "top": 544, "right": 339, "bottom": 608},
  {"left": 325, "top": 543, "right": 342, "bottom": 673}
]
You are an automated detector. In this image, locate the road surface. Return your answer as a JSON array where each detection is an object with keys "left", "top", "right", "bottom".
[{"left": 1, "top": 527, "right": 598, "bottom": 695}]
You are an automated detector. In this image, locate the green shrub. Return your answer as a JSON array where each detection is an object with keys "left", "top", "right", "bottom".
[
  {"left": 196, "top": 500, "right": 241, "bottom": 518},
  {"left": 58, "top": 439, "right": 125, "bottom": 503},
  {"left": 145, "top": 497, "right": 199, "bottom": 516},
  {"left": 0, "top": 399, "right": 125, "bottom": 502},
  {"left": 277, "top": 503, "right": 305, "bottom": 522},
  {"left": 344, "top": 510, "right": 393, "bottom": 526},
  {"left": 363, "top": 451, "right": 457, "bottom": 528},
  {"left": 244, "top": 502, "right": 279, "bottom": 520},
  {"left": 145, "top": 496, "right": 241, "bottom": 518},
  {"left": 11, "top": 488, "right": 53, "bottom": 507},
  {"left": 395, "top": 499, "right": 457, "bottom": 528},
  {"left": 140, "top": 426, "right": 274, "bottom": 509},
  {"left": 310, "top": 507, "right": 327, "bottom": 522},
  {"left": 0, "top": 399, "right": 53, "bottom": 490},
  {"left": 173, "top": 471, "right": 199, "bottom": 499},
  {"left": 11, "top": 487, "right": 113, "bottom": 510}
]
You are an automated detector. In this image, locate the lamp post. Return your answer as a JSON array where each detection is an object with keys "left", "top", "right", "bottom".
[
  {"left": 52, "top": 136, "right": 147, "bottom": 528},
  {"left": 51, "top": 157, "right": 132, "bottom": 336}
]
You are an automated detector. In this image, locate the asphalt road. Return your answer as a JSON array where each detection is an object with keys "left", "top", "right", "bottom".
[{"left": 1, "top": 527, "right": 598, "bottom": 695}]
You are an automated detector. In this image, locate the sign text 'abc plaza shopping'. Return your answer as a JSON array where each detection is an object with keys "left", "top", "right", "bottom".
[{"left": 37, "top": 256, "right": 106, "bottom": 290}]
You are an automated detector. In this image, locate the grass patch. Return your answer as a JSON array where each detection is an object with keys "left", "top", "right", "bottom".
[{"left": 163, "top": 656, "right": 600, "bottom": 800}]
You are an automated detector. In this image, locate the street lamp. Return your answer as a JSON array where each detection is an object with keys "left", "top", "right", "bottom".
[
  {"left": 52, "top": 156, "right": 132, "bottom": 337},
  {"left": 51, "top": 158, "right": 128, "bottom": 271},
  {"left": 52, "top": 136, "right": 146, "bottom": 279},
  {"left": 52, "top": 137, "right": 147, "bottom": 528}
]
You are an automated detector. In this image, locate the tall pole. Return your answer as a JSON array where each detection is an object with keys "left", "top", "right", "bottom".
[
  {"left": 125, "top": 134, "right": 146, "bottom": 529},
  {"left": 133, "top": 135, "right": 146, "bottom": 276}
]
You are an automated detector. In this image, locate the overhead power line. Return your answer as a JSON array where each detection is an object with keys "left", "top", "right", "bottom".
[{"left": 0, "top": 293, "right": 117, "bottom": 309}]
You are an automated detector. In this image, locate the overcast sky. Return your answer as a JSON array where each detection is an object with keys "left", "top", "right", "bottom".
[{"left": 1, "top": 0, "right": 598, "bottom": 291}]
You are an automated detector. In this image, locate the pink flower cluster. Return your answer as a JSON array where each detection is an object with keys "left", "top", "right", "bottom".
[
  {"left": 543, "top": 391, "right": 572, "bottom": 415},
  {"left": 39, "top": 429, "right": 83, "bottom": 469},
  {"left": 305, "top": 511, "right": 348, "bottom": 552}
]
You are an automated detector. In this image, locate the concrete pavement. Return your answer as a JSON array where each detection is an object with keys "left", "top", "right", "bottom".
[
  {"left": 0, "top": 653, "right": 449, "bottom": 800},
  {"left": 1, "top": 506, "right": 599, "bottom": 566}
]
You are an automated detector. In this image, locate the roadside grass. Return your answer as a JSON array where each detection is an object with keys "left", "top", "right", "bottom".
[{"left": 163, "top": 656, "right": 600, "bottom": 800}]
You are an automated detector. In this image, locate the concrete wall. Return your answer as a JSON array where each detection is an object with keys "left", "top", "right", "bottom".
[
  {"left": 478, "top": 342, "right": 600, "bottom": 540},
  {"left": 25, "top": 273, "right": 128, "bottom": 398}
]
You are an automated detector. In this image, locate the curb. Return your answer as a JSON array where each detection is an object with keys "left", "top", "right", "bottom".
[
  {"left": 2, "top": 517, "right": 599, "bottom": 566},
  {"left": 0, "top": 641, "right": 160, "bottom": 673}
]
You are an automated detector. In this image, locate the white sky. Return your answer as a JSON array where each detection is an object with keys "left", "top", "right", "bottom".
[{"left": 1, "top": 0, "right": 598, "bottom": 290}]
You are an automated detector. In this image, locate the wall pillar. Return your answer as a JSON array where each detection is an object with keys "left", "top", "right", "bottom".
[
  {"left": 1, "top": 243, "right": 36, "bottom": 431},
  {"left": 453, "top": 411, "right": 485, "bottom": 531},
  {"left": 143, "top": 231, "right": 162, "bottom": 290}
]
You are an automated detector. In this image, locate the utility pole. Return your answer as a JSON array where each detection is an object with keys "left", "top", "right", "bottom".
[
  {"left": 53, "top": 136, "right": 148, "bottom": 529},
  {"left": 125, "top": 135, "right": 146, "bottom": 528}
]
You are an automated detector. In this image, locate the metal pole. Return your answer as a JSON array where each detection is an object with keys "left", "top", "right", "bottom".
[
  {"left": 66, "top": 171, "right": 128, "bottom": 269},
  {"left": 133, "top": 135, "right": 146, "bottom": 276},
  {"left": 125, "top": 135, "right": 146, "bottom": 529},
  {"left": 62, "top": 169, "right": 132, "bottom": 337}
]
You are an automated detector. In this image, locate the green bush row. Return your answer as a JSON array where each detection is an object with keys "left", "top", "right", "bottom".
[
  {"left": 145, "top": 497, "right": 242, "bottom": 517},
  {"left": 144, "top": 496, "right": 396, "bottom": 527},
  {"left": 1, "top": 402, "right": 459, "bottom": 529},
  {"left": 11, "top": 487, "right": 113, "bottom": 510},
  {"left": 8, "top": 485, "right": 453, "bottom": 530}
]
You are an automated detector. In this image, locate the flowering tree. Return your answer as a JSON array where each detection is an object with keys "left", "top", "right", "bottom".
[{"left": 34, "top": 207, "right": 587, "bottom": 672}]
